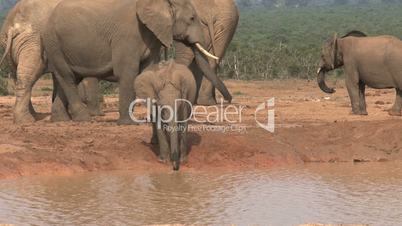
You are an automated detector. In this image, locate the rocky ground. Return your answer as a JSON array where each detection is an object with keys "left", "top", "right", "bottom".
[{"left": 0, "top": 79, "right": 402, "bottom": 179}]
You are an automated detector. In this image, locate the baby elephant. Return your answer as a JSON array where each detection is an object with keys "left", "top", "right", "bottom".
[
  {"left": 134, "top": 60, "right": 196, "bottom": 171},
  {"left": 317, "top": 30, "right": 402, "bottom": 116}
]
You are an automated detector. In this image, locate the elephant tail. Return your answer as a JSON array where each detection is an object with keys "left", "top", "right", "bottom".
[{"left": 0, "top": 28, "right": 14, "bottom": 67}]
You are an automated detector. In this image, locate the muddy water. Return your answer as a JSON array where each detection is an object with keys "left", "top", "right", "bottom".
[{"left": 0, "top": 163, "right": 402, "bottom": 226}]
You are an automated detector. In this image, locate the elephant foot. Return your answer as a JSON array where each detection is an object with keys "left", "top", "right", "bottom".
[
  {"left": 172, "top": 161, "right": 180, "bottom": 171},
  {"left": 158, "top": 156, "right": 169, "bottom": 164},
  {"left": 180, "top": 155, "right": 188, "bottom": 164},
  {"left": 352, "top": 109, "right": 368, "bottom": 116},
  {"left": 71, "top": 109, "right": 91, "bottom": 122},
  {"left": 51, "top": 109, "right": 71, "bottom": 122},
  {"left": 14, "top": 112, "right": 35, "bottom": 124},
  {"left": 388, "top": 109, "right": 402, "bottom": 116},
  {"left": 197, "top": 96, "right": 217, "bottom": 106}
]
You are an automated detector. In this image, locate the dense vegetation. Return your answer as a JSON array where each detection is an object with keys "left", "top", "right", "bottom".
[
  {"left": 236, "top": 0, "right": 402, "bottom": 8},
  {"left": 0, "top": 0, "right": 17, "bottom": 16},
  {"left": 2, "top": 1, "right": 402, "bottom": 95},
  {"left": 0, "top": 0, "right": 19, "bottom": 95}
]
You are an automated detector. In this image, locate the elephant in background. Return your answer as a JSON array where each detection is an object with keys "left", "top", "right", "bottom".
[
  {"left": 175, "top": 0, "right": 239, "bottom": 105},
  {"left": 317, "top": 30, "right": 402, "bottom": 116},
  {"left": 0, "top": 0, "right": 62, "bottom": 123},
  {"left": 135, "top": 60, "right": 196, "bottom": 170},
  {"left": 43, "top": 0, "right": 231, "bottom": 125}
]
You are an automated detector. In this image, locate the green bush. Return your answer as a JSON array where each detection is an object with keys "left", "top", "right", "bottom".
[{"left": 100, "top": 81, "right": 117, "bottom": 95}]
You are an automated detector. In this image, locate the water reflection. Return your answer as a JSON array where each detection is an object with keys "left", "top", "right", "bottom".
[{"left": 0, "top": 163, "right": 401, "bottom": 225}]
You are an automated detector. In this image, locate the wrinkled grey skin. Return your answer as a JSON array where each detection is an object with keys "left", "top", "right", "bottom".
[
  {"left": 135, "top": 60, "right": 196, "bottom": 171},
  {"left": 175, "top": 0, "right": 239, "bottom": 105},
  {"left": 43, "top": 0, "right": 231, "bottom": 125},
  {"left": 77, "top": 77, "right": 105, "bottom": 116},
  {"left": 318, "top": 30, "right": 402, "bottom": 116},
  {"left": 79, "top": 0, "right": 239, "bottom": 114},
  {"left": 0, "top": 0, "right": 62, "bottom": 123}
]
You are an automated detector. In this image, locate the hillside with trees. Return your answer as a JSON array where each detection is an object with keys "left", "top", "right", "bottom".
[
  {"left": 236, "top": 0, "right": 402, "bottom": 8},
  {"left": 2, "top": 0, "right": 402, "bottom": 95}
]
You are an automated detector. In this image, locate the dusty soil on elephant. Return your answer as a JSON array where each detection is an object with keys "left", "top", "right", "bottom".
[{"left": 1, "top": 79, "right": 402, "bottom": 179}]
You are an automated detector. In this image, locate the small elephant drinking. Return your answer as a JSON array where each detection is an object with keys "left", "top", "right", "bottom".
[
  {"left": 134, "top": 60, "right": 196, "bottom": 171},
  {"left": 317, "top": 30, "right": 402, "bottom": 116}
]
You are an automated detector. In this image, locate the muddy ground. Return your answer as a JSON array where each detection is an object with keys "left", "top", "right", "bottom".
[{"left": 0, "top": 79, "right": 402, "bottom": 179}]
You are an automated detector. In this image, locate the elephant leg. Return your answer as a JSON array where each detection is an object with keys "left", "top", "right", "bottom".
[
  {"left": 29, "top": 100, "right": 36, "bottom": 115},
  {"left": 79, "top": 77, "right": 104, "bottom": 116},
  {"left": 389, "top": 88, "right": 402, "bottom": 116},
  {"left": 153, "top": 105, "right": 169, "bottom": 162},
  {"left": 151, "top": 121, "right": 159, "bottom": 145},
  {"left": 179, "top": 123, "right": 188, "bottom": 163},
  {"left": 50, "top": 57, "right": 91, "bottom": 122},
  {"left": 358, "top": 80, "right": 368, "bottom": 115},
  {"left": 113, "top": 56, "right": 139, "bottom": 125},
  {"left": 51, "top": 77, "right": 71, "bottom": 122},
  {"left": 179, "top": 105, "right": 189, "bottom": 164},
  {"left": 157, "top": 125, "right": 170, "bottom": 163},
  {"left": 13, "top": 49, "right": 44, "bottom": 124},
  {"left": 345, "top": 69, "right": 363, "bottom": 115}
]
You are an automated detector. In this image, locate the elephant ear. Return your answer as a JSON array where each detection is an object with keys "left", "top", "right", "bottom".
[{"left": 136, "top": 0, "right": 174, "bottom": 48}]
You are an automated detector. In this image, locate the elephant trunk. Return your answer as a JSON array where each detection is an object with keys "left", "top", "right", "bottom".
[
  {"left": 317, "top": 68, "right": 336, "bottom": 94},
  {"left": 193, "top": 47, "right": 232, "bottom": 103},
  {"left": 169, "top": 120, "right": 180, "bottom": 171}
]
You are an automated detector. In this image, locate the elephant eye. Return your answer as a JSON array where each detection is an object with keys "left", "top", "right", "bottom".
[{"left": 190, "top": 16, "right": 195, "bottom": 22}]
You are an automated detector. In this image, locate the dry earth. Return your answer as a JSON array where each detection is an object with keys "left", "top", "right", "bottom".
[{"left": 0, "top": 79, "right": 402, "bottom": 179}]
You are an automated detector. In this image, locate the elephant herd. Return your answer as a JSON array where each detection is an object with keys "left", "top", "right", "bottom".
[
  {"left": 2, "top": 0, "right": 402, "bottom": 170},
  {"left": 0, "top": 0, "right": 238, "bottom": 124},
  {"left": 0, "top": 0, "right": 238, "bottom": 170}
]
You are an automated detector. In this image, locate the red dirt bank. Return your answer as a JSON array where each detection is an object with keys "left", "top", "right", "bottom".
[{"left": 0, "top": 79, "right": 402, "bottom": 179}]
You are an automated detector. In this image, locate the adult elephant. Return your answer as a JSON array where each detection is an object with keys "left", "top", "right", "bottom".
[
  {"left": 78, "top": 0, "right": 239, "bottom": 114},
  {"left": 175, "top": 0, "right": 239, "bottom": 105},
  {"left": 0, "top": 0, "right": 62, "bottom": 123},
  {"left": 317, "top": 30, "right": 402, "bottom": 116},
  {"left": 43, "top": 0, "right": 232, "bottom": 125}
]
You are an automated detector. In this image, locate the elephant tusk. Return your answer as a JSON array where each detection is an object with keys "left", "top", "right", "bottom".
[
  {"left": 195, "top": 43, "right": 219, "bottom": 61},
  {"left": 316, "top": 67, "right": 322, "bottom": 74}
]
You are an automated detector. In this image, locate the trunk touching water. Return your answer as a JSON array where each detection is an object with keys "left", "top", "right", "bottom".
[
  {"left": 169, "top": 120, "right": 180, "bottom": 171},
  {"left": 317, "top": 68, "right": 336, "bottom": 94},
  {"left": 193, "top": 47, "right": 232, "bottom": 102}
]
